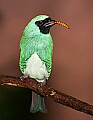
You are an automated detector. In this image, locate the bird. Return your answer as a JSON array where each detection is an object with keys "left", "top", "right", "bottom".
[{"left": 19, "top": 15, "right": 69, "bottom": 113}]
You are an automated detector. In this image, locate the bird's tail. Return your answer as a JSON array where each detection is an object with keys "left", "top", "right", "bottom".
[{"left": 30, "top": 91, "right": 47, "bottom": 113}]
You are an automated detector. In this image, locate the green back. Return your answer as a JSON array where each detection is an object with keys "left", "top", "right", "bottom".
[{"left": 20, "top": 16, "right": 53, "bottom": 79}]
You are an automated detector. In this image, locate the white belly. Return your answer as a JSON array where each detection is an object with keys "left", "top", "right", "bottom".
[{"left": 24, "top": 53, "right": 48, "bottom": 82}]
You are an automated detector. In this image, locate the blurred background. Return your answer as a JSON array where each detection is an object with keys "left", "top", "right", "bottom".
[{"left": 0, "top": 0, "right": 93, "bottom": 120}]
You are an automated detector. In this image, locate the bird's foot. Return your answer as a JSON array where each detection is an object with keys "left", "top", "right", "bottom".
[
  {"left": 38, "top": 76, "right": 46, "bottom": 87},
  {"left": 20, "top": 74, "right": 29, "bottom": 81}
]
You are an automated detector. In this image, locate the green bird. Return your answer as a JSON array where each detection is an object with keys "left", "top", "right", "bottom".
[{"left": 19, "top": 15, "right": 69, "bottom": 113}]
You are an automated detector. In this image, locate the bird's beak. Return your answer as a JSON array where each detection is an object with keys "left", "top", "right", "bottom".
[
  {"left": 54, "top": 20, "right": 70, "bottom": 29},
  {"left": 45, "top": 19, "right": 70, "bottom": 29}
]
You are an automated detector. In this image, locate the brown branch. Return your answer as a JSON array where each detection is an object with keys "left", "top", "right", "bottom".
[{"left": 0, "top": 75, "right": 93, "bottom": 116}]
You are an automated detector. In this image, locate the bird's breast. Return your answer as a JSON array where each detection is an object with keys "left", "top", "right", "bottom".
[{"left": 24, "top": 53, "right": 48, "bottom": 82}]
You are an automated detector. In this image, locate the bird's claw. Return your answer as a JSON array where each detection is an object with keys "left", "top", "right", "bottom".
[
  {"left": 20, "top": 74, "right": 29, "bottom": 81},
  {"left": 38, "top": 77, "right": 46, "bottom": 87}
]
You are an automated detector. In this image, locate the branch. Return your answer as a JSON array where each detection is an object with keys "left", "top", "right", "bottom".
[{"left": 0, "top": 75, "right": 93, "bottom": 116}]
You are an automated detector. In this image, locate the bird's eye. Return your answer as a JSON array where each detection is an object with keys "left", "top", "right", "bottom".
[
  {"left": 39, "top": 20, "right": 43, "bottom": 24},
  {"left": 35, "top": 20, "right": 43, "bottom": 26}
]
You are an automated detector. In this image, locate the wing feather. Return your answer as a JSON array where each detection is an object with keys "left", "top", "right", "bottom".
[{"left": 19, "top": 35, "right": 53, "bottom": 78}]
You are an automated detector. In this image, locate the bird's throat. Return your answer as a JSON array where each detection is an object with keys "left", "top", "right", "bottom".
[{"left": 39, "top": 26, "right": 50, "bottom": 34}]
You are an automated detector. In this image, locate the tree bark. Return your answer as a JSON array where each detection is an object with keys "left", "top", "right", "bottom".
[{"left": 0, "top": 75, "right": 93, "bottom": 116}]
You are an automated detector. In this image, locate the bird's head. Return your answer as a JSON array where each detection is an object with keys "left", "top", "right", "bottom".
[{"left": 28, "top": 15, "right": 70, "bottom": 34}]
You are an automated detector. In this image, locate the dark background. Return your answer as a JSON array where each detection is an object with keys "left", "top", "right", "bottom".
[{"left": 0, "top": 0, "right": 93, "bottom": 120}]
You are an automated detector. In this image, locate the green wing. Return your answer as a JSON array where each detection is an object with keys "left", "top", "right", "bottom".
[
  {"left": 19, "top": 35, "right": 53, "bottom": 78},
  {"left": 20, "top": 35, "right": 36, "bottom": 74}
]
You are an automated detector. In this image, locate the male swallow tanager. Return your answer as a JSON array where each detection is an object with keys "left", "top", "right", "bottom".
[{"left": 19, "top": 15, "right": 69, "bottom": 113}]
